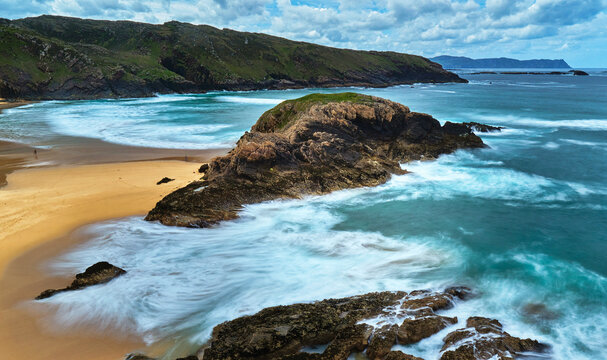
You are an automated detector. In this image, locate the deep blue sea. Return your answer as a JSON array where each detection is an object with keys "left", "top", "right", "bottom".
[{"left": 2, "top": 70, "right": 606, "bottom": 359}]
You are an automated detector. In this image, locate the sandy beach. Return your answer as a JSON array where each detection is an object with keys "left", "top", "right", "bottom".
[
  {"left": 0, "top": 119, "right": 227, "bottom": 360},
  {"left": 0, "top": 99, "right": 32, "bottom": 111},
  {"left": 0, "top": 160, "right": 208, "bottom": 359}
]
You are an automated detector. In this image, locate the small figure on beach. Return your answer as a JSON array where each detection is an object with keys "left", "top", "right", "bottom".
[{"left": 33, "top": 149, "right": 38, "bottom": 159}]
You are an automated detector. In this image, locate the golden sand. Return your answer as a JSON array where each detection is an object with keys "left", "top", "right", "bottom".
[{"left": 0, "top": 160, "right": 205, "bottom": 360}]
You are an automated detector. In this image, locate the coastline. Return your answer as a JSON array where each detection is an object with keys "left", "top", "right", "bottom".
[
  {"left": 0, "top": 139, "right": 226, "bottom": 359},
  {"left": 0, "top": 99, "right": 33, "bottom": 111}
]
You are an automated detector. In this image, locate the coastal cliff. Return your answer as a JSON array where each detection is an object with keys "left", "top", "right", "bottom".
[
  {"left": 146, "top": 93, "right": 486, "bottom": 227},
  {"left": 0, "top": 16, "right": 465, "bottom": 100}
]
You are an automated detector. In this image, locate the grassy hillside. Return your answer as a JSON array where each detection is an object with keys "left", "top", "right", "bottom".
[{"left": 0, "top": 15, "right": 464, "bottom": 100}]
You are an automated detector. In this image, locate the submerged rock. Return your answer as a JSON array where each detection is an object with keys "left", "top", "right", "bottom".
[
  {"left": 460, "top": 122, "right": 504, "bottom": 133},
  {"left": 440, "top": 317, "right": 549, "bottom": 360},
  {"left": 146, "top": 93, "right": 486, "bottom": 227},
  {"left": 35, "top": 261, "right": 126, "bottom": 300},
  {"left": 200, "top": 287, "right": 471, "bottom": 360},
  {"left": 570, "top": 70, "right": 589, "bottom": 76}
]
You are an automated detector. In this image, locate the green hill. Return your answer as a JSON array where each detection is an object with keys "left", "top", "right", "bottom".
[{"left": 0, "top": 15, "right": 465, "bottom": 100}]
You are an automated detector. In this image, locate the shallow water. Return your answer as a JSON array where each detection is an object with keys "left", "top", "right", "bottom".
[{"left": 6, "top": 71, "right": 607, "bottom": 359}]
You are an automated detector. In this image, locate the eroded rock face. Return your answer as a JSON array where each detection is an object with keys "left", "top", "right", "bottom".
[
  {"left": 36, "top": 261, "right": 126, "bottom": 300},
  {"left": 146, "top": 93, "right": 486, "bottom": 227},
  {"left": 200, "top": 287, "right": 470, "bottom": 360},
  {"left": 440, "top": 317, "right": 549, "bottom": 360}
]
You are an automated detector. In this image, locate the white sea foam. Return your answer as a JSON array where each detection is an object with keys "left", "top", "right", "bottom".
[
  {"left": 216, "top": 96, "right": 284, "bottom": 105},
  {"left": 543, "top": 141, "right": 560, "bottom": 150},
  {"left": 38, "top": 207, "right": 464, "bottom": 347},
  {"left": 561, "top": 139, "right": 607, "bottom": 148},
  {"left": 470, "top": 114, "right": 607, "bottom": 131},
  {"left": 366, "top": 151, "right": 601, "bottom": 205}
]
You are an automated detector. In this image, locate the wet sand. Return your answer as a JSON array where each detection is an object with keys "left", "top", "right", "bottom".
[{"left": 0, "top": 99, "right": 32, "bottom": 111}]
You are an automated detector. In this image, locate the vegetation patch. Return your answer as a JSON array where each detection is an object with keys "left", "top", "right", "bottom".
[{"left": 255, "top": 92, "right": 374, "bottom": 132}]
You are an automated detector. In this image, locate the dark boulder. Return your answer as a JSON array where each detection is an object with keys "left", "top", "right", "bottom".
[
  {"left": 198, "top": 163, "right": 209, "bottom": 173},
  {"left": 156, "top": 177, "right": 175, "bottom": 185},
  {"left": 36, "top": 261, "right": 126, "bottom": 300}
]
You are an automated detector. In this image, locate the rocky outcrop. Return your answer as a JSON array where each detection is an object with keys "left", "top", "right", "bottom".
[
  {"left": 440, "top": 317, "right": 548, "bottom": 360},
  {"left": 460, "top": 122, "right": 503, "bottom": 133},
  {"left": 137, "top": 287, "right": 546, "bottom": 360},
  {"left": 146, "top": 93, "right": 486, "bottom": 227},
  {"left": 571, "top": 70, "right": 589, "bottom": 76},
  {"left": 35, "top": 261, "right": 126, "bottom": 300},
  {"left": 200, "top": 287, "right": 470, "bottom": 360}
]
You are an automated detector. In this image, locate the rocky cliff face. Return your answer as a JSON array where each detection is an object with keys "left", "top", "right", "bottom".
[
  {"left": 0, "top": 16, "right": 465, "bottom": 100},
  {"left": 146, "top": 93, "right": 486, "bottom": 227}
]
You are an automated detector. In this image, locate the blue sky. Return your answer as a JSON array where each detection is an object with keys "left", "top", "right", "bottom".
[{"left": 1, "top": 0, "right": 606, "bottom": 67}]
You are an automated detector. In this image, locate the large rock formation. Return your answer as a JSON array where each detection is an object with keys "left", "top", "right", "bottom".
[
  {"left": 200, "top": 288, "right": 471, "bottom": 360},
  {"left": 146, "top": 93, "right": 486, "bottom": 227},
  {"left": 133, "top": 287, "right": 545, "bottom": 360}
]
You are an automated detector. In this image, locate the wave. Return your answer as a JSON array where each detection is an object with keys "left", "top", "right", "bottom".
[
  {"left": 470, "top": 114, "right": 607, "bottom": 131},
  {"left": 373, "top": 151, "right": 604, "bottom": 205},
  {"left": 38, "top": 212, "right": 463, "bottom": 347},
  {"left": 215, "top": 96, "right": 284, "bottom": 105}
]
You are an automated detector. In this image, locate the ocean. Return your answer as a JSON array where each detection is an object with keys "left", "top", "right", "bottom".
[{"left": 3, "top": 70, "right": 606, "bottom": 359}]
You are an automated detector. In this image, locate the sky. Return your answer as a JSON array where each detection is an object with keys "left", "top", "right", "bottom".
[{"left": 1, "top": 0, "right": 606, "bottom": 67}]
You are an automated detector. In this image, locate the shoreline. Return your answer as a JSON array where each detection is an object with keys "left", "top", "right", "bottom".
[
  {"left": 0, "top": 142, "right": 225, "bottom": 359},
  {"left": 0, "top": 99, "right": 33, "bottom": 111}
]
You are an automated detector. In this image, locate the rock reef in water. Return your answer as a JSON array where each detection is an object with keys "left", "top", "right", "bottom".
[
  {"left": 460, "top": 122, "right": 503, "bottom": 133},
  {"left": 150, "top": 287, "right": 545, "bottom": 360},
  {"left": 146, "top": 93, "right": 486, "bottom": 227},
  {"left": 35, "top": 261, "right": 126, "bottom": 300}
]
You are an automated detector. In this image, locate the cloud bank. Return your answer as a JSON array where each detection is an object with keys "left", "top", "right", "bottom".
[{"left": 1, "top": 0, "right": 606, "bottom": 66}]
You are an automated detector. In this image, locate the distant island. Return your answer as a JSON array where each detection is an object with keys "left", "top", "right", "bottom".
[
  {"left": 0, "top": 16, "right": 464, "bottom": 100},
  {"left": 431, "top": 55, "right": 571, "bottom": 69}
]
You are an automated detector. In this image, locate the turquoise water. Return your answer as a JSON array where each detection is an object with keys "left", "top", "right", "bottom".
[{"left": 7, "top": 71, "right": 607, "bottom": 359}]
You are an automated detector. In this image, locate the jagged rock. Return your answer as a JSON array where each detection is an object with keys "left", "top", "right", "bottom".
[
  {"left": 35, "top": 261, "right": 126, "bottom": 300},
  {"left": 461, "top": 122, "right": 504, "bottom": 133},
  {"left": 200, "top": 288, "right": 469, "bottom": 360},
  {"left": 367, "top": 324, "right": 398, "bottom": 359},
  {"left": 440, "top": 317, "right": 548, "bottom": 360},
  {"left": 146, "top": 93, "right": 486, "bottom": 227},
  {"left": 397, "top": 315, "right": 458, "bottom": 345},
  {"left": 156, "top": 177, "right": 175, "bottom": 185},
  {"left": 383, "top": 351, "right": 424, "bottom": 360}
]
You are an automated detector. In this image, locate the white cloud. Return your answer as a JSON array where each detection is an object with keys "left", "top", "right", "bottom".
[{"left": 1, "top": 0, "right": 606, "bottom": 66}]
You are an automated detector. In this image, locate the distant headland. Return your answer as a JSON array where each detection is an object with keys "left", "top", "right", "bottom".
[
  {"left": 431, "top": 55, "right": 571, "bottom": 69},
  {"left": 0, "top": 15, "right": 465, "bottom": 100}
]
